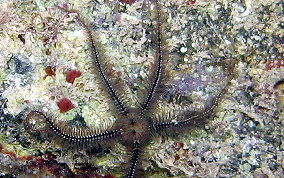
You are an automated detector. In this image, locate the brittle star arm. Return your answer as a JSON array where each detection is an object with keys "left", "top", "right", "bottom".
[
  {"left": 47, "top": 120, "right": 123, "bottom": 144},
  {"left": 153, "top": 85, "right": 229, "bottom": 132},
  {"left": 124, "top": 142, "right": 141, "bottom": 178},
  {"left": 70, "top": 11, "right": 129, "bottom": 116},
  {"left": 141, "top": 1, "right": 164, "bottom": 111},
  {"left": 27, "top": 111, "right": 122, "bottom": 144},
  {"left": 54, "top": 5, "right": 129, "bottom": 116}
]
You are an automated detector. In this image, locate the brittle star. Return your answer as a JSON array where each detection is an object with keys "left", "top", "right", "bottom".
[{"left": 26, "top": 1, "right": 234, "bottom": 177}]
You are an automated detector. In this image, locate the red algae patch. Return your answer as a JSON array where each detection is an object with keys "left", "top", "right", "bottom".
[
  {"left": 185, "top": 0, "right": 196, "bottom": 5},
  {"left": 57, "top": 97, "right": 75, "bottom": 113},
  {"left": 103, "top": 174, "right": 117, "bottom": 178},
  {"left": 66, "top": 69, "right": 82, "bottom": 84},
  {"left": 265, "top": 58, "right": 284, "bottom": 70},
  {"left": 118, "top": 0, "right": 136, "bottom": 5},
  {"left": 43, "top": 66, "right": 56, "bottom": 79}
]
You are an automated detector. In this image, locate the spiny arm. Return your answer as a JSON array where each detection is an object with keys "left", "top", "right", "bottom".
[
  {"left": 26, "top": 111, "right": 122, "bottom": 144},
  {"left": 56, "top": 5, "right": 129, "bottom": 116},
  {"left": 141, "top": 1, "right": 164, "bottom": 112},
  {"left": 83, "top": 21, "right": 129, "bottom": 116},
  {"left": 124, "top": 142, "right": 141, "bottom": 178},
  {"left": 153, "top": 84, "right": 229, "bottom": 132}
]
